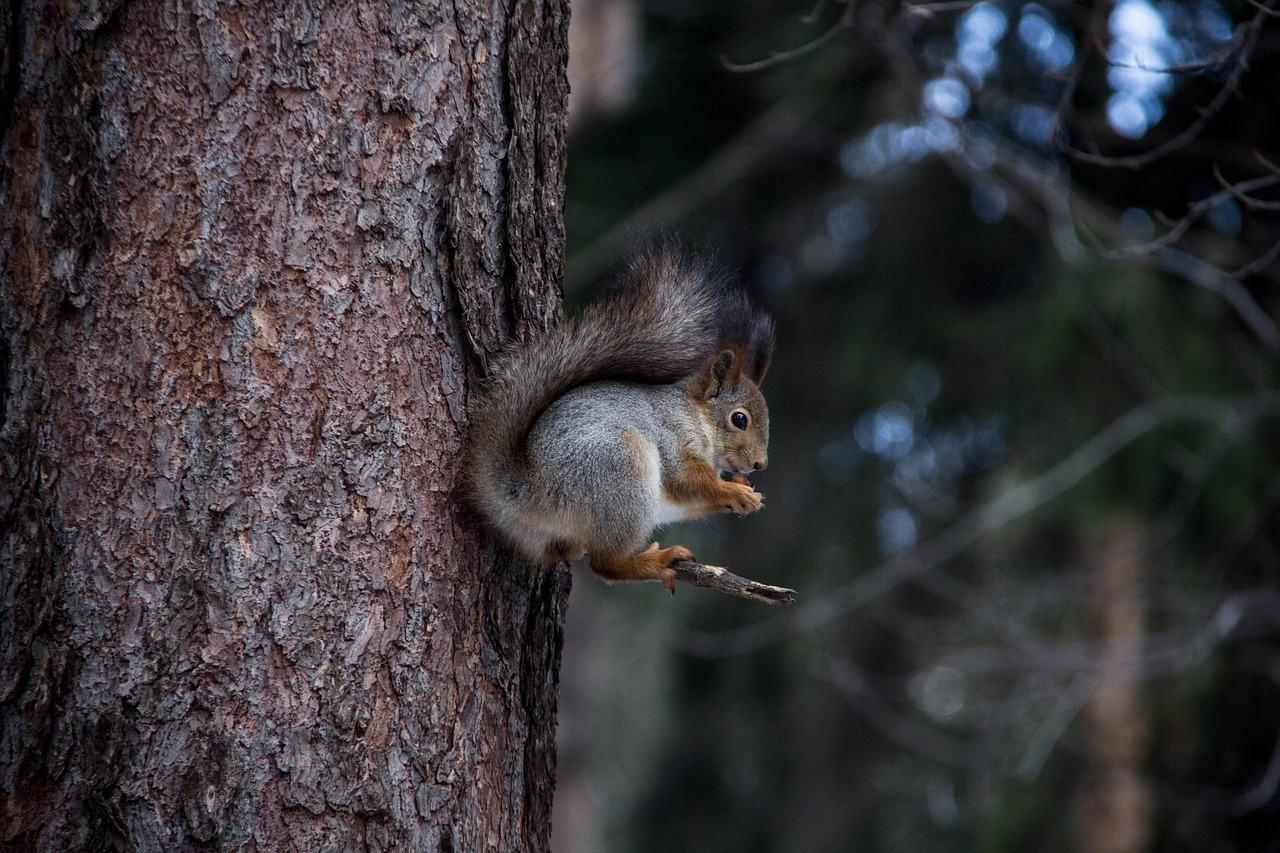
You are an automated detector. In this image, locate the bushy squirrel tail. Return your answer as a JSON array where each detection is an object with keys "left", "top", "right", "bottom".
[{"left": 465, "top": 245, "right": 752, "bottom": 512}]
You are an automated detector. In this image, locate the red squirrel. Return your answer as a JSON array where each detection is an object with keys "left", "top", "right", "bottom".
[{"left": 465, "top": 247, "right": 774, "bottom": 590}]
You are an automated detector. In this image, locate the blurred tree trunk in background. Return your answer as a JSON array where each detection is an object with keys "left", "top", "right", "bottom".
[
  {"left": 1074, "top": 520, "right": 1150, "bottom": 853},
  {"left": 566, "top": 0, "right": 639, "bottom": 129},
  {"left": 0, "top": 1, "right": 568, "bottom": 849}
]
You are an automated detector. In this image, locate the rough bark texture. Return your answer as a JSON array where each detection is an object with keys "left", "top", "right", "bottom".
[{"left": 0, "top": 1, "right": 570, "bottom": 850}]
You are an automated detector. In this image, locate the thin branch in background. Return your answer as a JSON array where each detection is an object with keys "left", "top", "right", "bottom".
[
  {"left": 1214, "top": 164, "right": 1280, "bottom": 212},
  {"left": 1014, "top": 676, "right": 1094, "bottom": 779},
  {"left": 1142, "top": 243, "right": 1280, "bottom": 352},
  {"left": 1149, "top": 734, "right": 1280, "bottom": 815},
  {"left": 902, "top": 0, "right": 981, "bottom": 16},
  {"left": 1225, "top": 734, "right": 1280, "bottom": 815},
  {"left": 1045, "top": 0, "right": 1104, "bottom": 149},
  {"left": 1106, "top": 32, "right": 1242, "bottom": 74},
  {"left": 909, "top": 569, "right": 1254, "bottom": 699},
  {"left": 1211, "top": 468, "right": 1280, "bottom": 573},
  {"left": 1243, "top": 0, "right": 1280, "bottom": 17},
  {"left": 1099, "top": 173, "right": 1280, "bottom": 257},
  {"left": 720, "top": 2, "right": 855, "bottom": 74},
  {"left": 800, "top": 0, "right": 831, "bottom": 26},
  {"left": 1150, "top": 429, "right": 1235, "bottom": 547},
  {"left": 1230, "top": 237, "right": 1280, "bottom": 279}
]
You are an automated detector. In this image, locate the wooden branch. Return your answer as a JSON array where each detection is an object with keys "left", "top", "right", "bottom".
[{"left": 671, "top": 559, "right": 797, "bottom": 605}]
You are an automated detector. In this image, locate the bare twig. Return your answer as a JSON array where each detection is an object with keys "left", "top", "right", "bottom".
[
  {"left": 673, "top": 559, "right": 797, "bottom": 605},
  {"left": 902, "top": 0, "right": 980, "bottom": 17},
  {"left": 1143, "top": 244, "right": 1280, "bottom": 352},
  {"left": 1212, "top": 468, "right": 1280, "bottom": 571},
  {"left": 1095, "top": 173, "right": 1280, "bottom": 258},
  {"left": 1232, "top": 237, "right": 1280, "bottom": 279},
  {"left": 1046, "top": 0, "right": 1106, "bottom": 148},
  {"left": 800, "top": 0, "right": 831, "bottom": 26},
  {"left": 1214, "top": 164, "right": 1280, "bottom": 212},
  {"left": 1243, "top": 0, "right": 1280, "bottom": 16},
  {"left": 1105, "top": 34, "right": 1241, "bottom": 74},
  {"left": 720, "top": 3, "right": 855, "bottom": 73}
]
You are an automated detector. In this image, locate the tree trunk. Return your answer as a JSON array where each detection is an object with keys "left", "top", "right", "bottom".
[
  {"left": 1073, "top": 520, "right": 1151, "bottom": 853},
  {"left": 0, "top": 1, "right": 569, "bottom": 850}
]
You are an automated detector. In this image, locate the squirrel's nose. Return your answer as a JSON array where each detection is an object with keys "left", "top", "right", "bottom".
[{"left": 753, "top": 458, "right": 767, "bottom": 472}]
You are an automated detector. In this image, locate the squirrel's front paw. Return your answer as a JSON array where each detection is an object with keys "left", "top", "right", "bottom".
[{"left": 724, "top": 482, "right": 764, "bottom": 515}]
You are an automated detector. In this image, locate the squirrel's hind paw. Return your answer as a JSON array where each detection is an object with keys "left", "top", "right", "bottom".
[
  {"left": 589, "top": 542, "right": 693, "bottom": 590},
  {"left": 645, "top": 542, "right": 693, "bottom": 591}
]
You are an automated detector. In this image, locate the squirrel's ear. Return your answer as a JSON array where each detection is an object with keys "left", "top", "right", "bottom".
[
  {"left": 744, "top": 314, "right": 775, "bottom": 384},
  {"left": 702, "top": 350, "right": 737, "bottom": 400}
]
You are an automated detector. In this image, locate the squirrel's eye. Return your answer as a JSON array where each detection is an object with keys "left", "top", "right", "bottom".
[{"left": 730, "top": 410, "right": 749, "bottom": 430}]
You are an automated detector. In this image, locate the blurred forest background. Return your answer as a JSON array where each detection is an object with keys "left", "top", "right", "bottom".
[{"left": 549, "top": 0, "right": 1280, "bottom": 851}]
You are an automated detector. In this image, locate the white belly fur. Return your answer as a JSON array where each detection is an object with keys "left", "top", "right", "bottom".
[
  {"left": 630, "top": 436, "right": 692, "bottom": 526},
  {"left": 654, "top": 495, "right": 695, "bottom": 526}
]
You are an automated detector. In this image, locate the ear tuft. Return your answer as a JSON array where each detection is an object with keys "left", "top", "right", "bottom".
[{"left": 745, "top": 314, "right": 775, "bottom": 384}]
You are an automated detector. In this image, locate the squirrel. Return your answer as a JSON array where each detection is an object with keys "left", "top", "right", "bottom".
[{"left": 464, "top": 246, "right": 775, "bottom": 591}]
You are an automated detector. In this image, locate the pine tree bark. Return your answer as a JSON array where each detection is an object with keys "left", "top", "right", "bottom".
[{"left": 1, "top": 1, "right": 569, "bottom": 849}]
